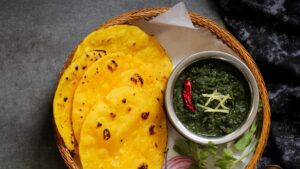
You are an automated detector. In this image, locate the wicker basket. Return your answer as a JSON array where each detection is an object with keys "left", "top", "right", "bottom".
[{"left": 54, "top": 7, "right": 271, "bottom": 169}]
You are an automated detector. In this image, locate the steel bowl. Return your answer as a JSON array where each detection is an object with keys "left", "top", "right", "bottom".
[{"left": 165, "top": 51, "right": 259, "bottom": 144}]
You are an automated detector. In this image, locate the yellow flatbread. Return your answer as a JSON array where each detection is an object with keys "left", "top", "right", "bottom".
[
  {"left": 53, "top": 51, "right": 105, "bottom": 151},
  {"left": 79, "top": 86, "right": 167, "bottom": 169},
  {"left": 72, "top": 52, "right": 163, "bottom": 141},
  {"left": 73, "top": 25, "right": 173, "bottom": 92}
]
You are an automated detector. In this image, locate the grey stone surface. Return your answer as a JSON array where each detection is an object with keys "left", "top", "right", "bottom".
[{"left": 0, "top": 0, "right": 223, "bottom": 168}]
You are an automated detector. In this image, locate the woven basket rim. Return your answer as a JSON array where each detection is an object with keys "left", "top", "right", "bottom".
[{"left": 54, "top": 7, "right": 271, "bottom": 169}]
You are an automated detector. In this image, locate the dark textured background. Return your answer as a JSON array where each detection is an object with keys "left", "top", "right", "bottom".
[
  {"left": 219, "top": 0, "right": 300, "bottom": 168},
  {"left": 0, "top": 0, "right": 223, "bottom": 168}
]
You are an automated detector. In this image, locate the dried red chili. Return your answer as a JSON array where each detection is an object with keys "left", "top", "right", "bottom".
[{"left": 182, "top": 78, "right": 196, "bottom": 113}]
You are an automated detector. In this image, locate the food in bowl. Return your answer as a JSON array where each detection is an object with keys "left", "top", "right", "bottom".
[
  {"left": 173, "top": 59, "right": 251, "bottom": 137},
  {"left": 165, "top": 51, "right": 259, "bottom": 144}
]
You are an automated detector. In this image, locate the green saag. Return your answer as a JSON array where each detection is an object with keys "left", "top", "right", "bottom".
[{"left": 173, "top": 59, "right": 251, "bottom": 137}]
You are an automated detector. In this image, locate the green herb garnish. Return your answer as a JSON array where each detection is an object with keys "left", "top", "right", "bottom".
[
  {"left": 234, "top": 100, "right": 263, "bottom": 151},
  {"left": 173, "top": 100, "right": 263, "bottom": 169},
  {"left": 234, "top": 120, "right": 258, "bottom": 151},
  {"left": 173, "top": 140, "right": 256, "bottom": 169}
]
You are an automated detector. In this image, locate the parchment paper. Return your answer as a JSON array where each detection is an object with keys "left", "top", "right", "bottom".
[{"left": 133, "top": 2, "right": 255, "bottom": 169}]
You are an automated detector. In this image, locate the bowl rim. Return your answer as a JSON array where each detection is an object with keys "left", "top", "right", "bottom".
[{"left": 165, "top": 51, "right": 260, "bottom": 144}]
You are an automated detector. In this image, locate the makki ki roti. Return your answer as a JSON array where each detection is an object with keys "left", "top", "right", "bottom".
[
  {"left": 72, "top": 52, "right": 164, "bottom": 141},
  {"left": 53, "top": 51, "right": 106, "bottom": 151},
  {"left": 72, "top": 25, "right": 173, "bottom": 90},
  {"left": 79, "top": 86, "right": 167, "bottom": 169}
]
